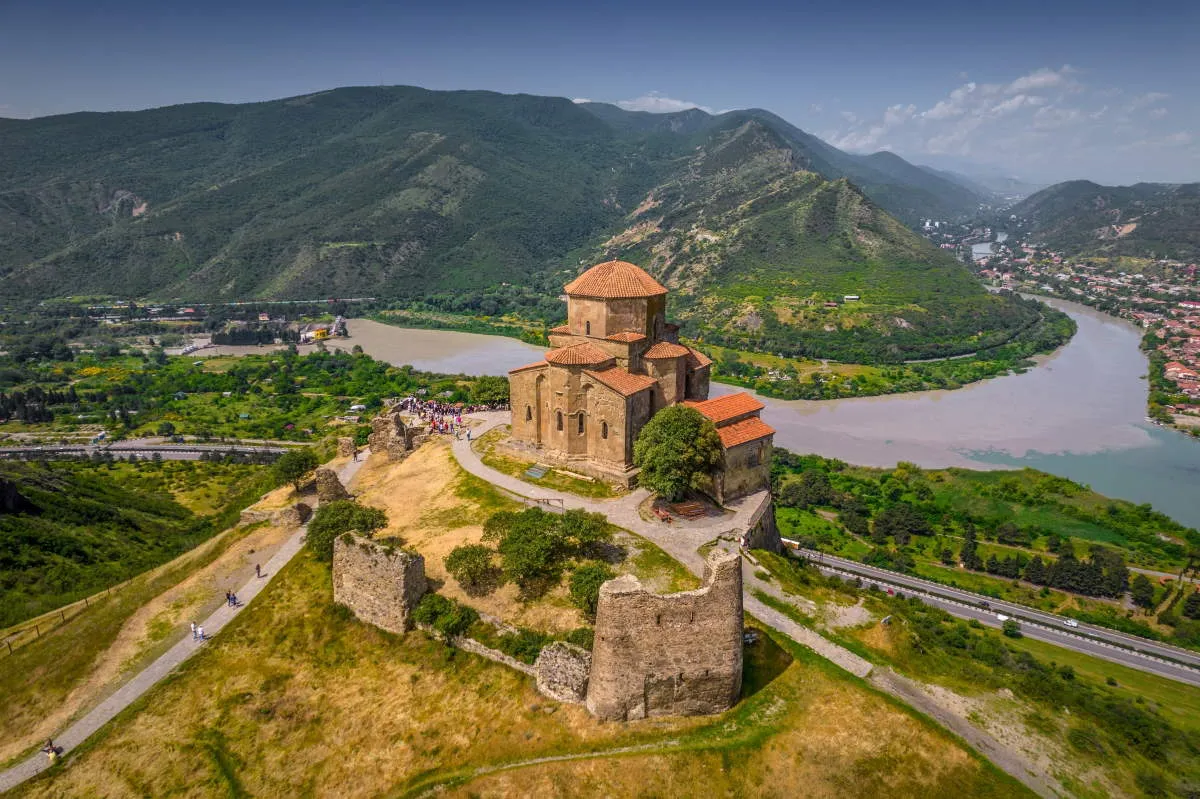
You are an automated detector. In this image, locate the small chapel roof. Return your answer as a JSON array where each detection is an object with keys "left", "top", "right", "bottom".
[
  {"left": 685, "top": 392, "right": 765, "bottom": 424},
  {"left": 684, "top": 345, "right": 712, "bottom": 368},
  {"left": 643, "top": 341, "right": 690, "bottom": 359},
  {"left": 605, "top": 331, "right": 647, "bottom": 342},
  {"left": 564, "top": 261, "right": 668, "bottom": 299},
  {"left": 715, "top": 417, "right": 776, "bottom": 448},
  {"left": 544, "top": 342, "right": 614, "bottom": 366},
  {"left": 509, "top": 360, "right": 548, "bottom": 373},
  {"left": 583, "top": 366, "right": 657, "bottom": 396}
]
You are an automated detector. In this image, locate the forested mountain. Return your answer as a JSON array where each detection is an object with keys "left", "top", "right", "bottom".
[
  {"left": 1013, "top": 180, "right": 1200, "bottom": 260},
  {"left": 0, "top": 85, "right": 1038, "bottom": 361}
]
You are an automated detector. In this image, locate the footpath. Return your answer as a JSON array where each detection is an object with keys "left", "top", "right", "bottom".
[{"left": 0, "top": 457, "right": 365, "bottom": 794}]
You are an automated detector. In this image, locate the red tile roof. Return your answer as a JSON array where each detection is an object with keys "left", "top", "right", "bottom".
[
  {"left": 509, "top": 360, "right": 547, "bottom": 374},
  {"left": 606, "top": 331, "right": 647, "bottom": 342},
  {"left": 549, "top": 324, "right": 571, "bottom": 334},
  {"left": 583, "top": 367, "right": 657, "bottom": 396},
  {"left": 685, "top": 392, "right": 765, "bottom": 423},
  {"left": 643, "top": 341, "right": 690, "bottom": 359},
  {"left": 683, "top": 345, "right": 712, "bottom": 368},
  {"left": 563, "top": 261, "right": 668, "bottom": 298},
  {"left": 544, "top": 342, "right": 614, "bottom": 366},
  {"left": 717, "top": 417, "right": 775, "bottom": 448}
]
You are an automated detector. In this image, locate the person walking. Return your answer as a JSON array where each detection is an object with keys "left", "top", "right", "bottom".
[
  {"left": 255, "top": 563, "right": 262, "bottom": 578},
  {"left": 196, "top": 625, "right": 206, "bottom": 641},
  {"left": 190, "top": 621, "right": 197, "bottom": 640}
]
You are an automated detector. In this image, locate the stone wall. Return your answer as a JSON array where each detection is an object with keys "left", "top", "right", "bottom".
[
  {"left": 534, "top": 642, "right": 592, "bottom": 704},
  {"left": 741, "top": 494, "right": 782, "bottom": 554},
  {"left": 314, "top": 467, "right": 350, "bottom": 502},
  {"left": 368, "top": 409, "right": 426, "bottom": 462},
  {"left": 585, "top": 550, "right": 743, "bottom": 721},
  {"left": 332, "top": 533, "right": 427, "bottom": 635},
  {"left": 337, "top": 437, "right": 356, "bottom": 458}
]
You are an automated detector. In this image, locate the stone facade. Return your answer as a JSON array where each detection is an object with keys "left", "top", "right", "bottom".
[
  {"left": 332, "top": 533, "right": 427, "bottom": 635},
  {"left": 585, "top": 550, "right": 744, "bottom": 721},
  {"left": 509, "top": 260, "right": 771, "bottom": 497},
  {"left": 314, "top": 467, "right": 350, "bottom": 502},
  {"left": 534, "top": 642, "right": 592, "bottom": 704},
  {"left": 337, "top": 437, "right": 356, "bottom": 458}
]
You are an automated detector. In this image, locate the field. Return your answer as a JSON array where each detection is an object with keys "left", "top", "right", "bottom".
[{"left": 10, "top": 552, "right": 1029, "bottom": 799}]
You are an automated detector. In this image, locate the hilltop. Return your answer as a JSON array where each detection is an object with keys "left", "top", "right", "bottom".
[
  {"left": 1012, "top": 180, "right": 1200, "bottom": 261},
  {"left": 0, "top": 85, "right": 1043, "bottom": 362}
]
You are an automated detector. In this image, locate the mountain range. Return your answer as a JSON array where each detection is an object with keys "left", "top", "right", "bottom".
[
  {"left": 0, "top": 85, "right": 1046, "bottom": 361},
  {"left": 1012, "top": 181, "right": 1200, "bottom": 262}
]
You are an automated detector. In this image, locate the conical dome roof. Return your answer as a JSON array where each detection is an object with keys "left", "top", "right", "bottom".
[{"left": 563, "top": 261, "right": 667, "bottom": 299}]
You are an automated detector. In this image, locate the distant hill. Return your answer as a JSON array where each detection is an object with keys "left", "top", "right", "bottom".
[
  {"left": 1013, "top": 181, "right": 1200, "bottom": 260},
  {"left": 0, "top": 85, "right": 1035, "bottom": 360}
]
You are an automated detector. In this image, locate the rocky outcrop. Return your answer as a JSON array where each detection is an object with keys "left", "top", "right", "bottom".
[
  {"left": 368, "top": 409, "right": 426, "bottom": 461},
  {"left": 314, "top": 467, "right": 350, "bottom": 502},
  {"left": 332, "top": 533, "right": 427, "bottom": 635},
  {"left": 585, "top": 550, "right": 743, "bottom": 721},
  {"left": 534, "top": 642, "right": 592, "bottom": 704}
]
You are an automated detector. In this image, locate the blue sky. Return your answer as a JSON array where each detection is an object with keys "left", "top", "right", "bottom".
[{"left": 2, "top": 0, "right": 1197, "bottom": 184}]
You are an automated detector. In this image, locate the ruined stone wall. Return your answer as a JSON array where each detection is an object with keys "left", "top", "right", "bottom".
[
  {"left": 742, "top": 494, "right": 782, "bottom": 554},
  {"left": 535, "top": 642, "right": 592, "bottom": 704},
  {"left": 585, "top": 550, "right": 743, "bottom": 721},
  {"left": 314, "top": 467, "right": 350, "bottom": 502},
  {"left": 367, "top": 409, "right": 423, "bottom": 461},
  {"left": 332, "top": 533, "right": 427, "bottom": 635},
  {"left": 337, "top": 437, "right": 356, "bottom": 458}
]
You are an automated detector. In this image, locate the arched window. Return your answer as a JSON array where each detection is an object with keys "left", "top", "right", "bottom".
[
  {"left": 525, "top": 405, "right": 532, "bottom": 421},
  {"left": 577, "top": 413, "right": 585, "bottom": 434},
  {"left": 556, "top": 411, "right": 563, "bottom": 431},
  {"left": 601, "top": 421, "right": 608, "bottom": 439},
  {"left": 585, "top": 321, "right": 591, "bottom": 335}
]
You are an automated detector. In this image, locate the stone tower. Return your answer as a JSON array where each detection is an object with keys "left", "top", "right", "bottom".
[{"left": 585, "top": 549, "right": 744, "bottom": 721}]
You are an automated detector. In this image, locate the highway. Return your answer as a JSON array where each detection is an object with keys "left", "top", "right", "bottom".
[
  {"left": 785, "top": 543, "right": 1200, "bottom": 687},
  {"left": 0, "top": 440, "right": 288, "bottom": 461}
]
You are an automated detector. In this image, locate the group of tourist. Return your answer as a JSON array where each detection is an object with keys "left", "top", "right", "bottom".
[{"left": 395, "top": 396, "right": 505, "bottom": 441}]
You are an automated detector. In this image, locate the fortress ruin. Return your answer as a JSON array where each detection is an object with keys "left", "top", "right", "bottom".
[
  {"left": 585, "top": 550, "right": 744, "bottom": 721},
  {"left": 332, "top": 533, "right": 427, "bottom": 635}
]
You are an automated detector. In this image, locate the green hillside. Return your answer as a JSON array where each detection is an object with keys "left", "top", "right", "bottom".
[
  {"left": 0, "top": 460, "right": 270, "bottom": 627},
  {"left": 0, "top": 85, "right": 1042, "bottom": 362},
  {"left": 1013, "top": 180, "right": 1200, "bottom": 260}
]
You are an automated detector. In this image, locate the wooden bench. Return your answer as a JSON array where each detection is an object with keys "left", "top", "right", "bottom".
[{"left": 671, "top": 501, "right": 708, "bottom": 520}]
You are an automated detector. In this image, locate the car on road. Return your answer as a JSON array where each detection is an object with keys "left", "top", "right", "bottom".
[
  {"left": 979, "top": 601, "right": 990, "bottom": 609},
  {"left": 1063, "top": 619, "right": 1079, "bottom": 628},
  {"left": 996, "top": 614, "right": 1010, "bottom": 622}
]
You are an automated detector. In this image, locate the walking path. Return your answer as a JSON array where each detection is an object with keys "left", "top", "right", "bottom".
[{"left": 0, "top": 457, "right": 365, "bottom": 794}]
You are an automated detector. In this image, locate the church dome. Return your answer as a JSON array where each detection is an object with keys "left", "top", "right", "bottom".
[{"left": 563, "top": 260, "right": 668, "bottom": 299}]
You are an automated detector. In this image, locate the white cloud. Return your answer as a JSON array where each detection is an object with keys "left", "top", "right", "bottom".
[
  {"left": 820, "top": 65, "right": 1197, "bottom": 181},
  {"left": 615, "top": 92, "right": 712, "bottom": 114}
]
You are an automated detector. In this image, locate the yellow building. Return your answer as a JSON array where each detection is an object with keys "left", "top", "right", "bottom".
[{"left": 509, "top": 260, "right": 773, "bottom": 499}]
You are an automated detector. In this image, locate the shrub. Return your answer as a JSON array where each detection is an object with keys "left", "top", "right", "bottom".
[
  {"left": 564, "top": 627, "right": 595, "bottom": 650},
  {"left": 413, "top": 593, "right": 478, "bottom": 639},
  {"left": 569, "top": 563, "right": 615, "bottom": 618},
  {"left": 1001, "top": 618, "right": 1022, "bottom": 638},
  {"left": 306, "top": 500, "right": 389, "bottom": 562},
  {"left": 444, "top": 544, "right": 501, "bottom": 595}
]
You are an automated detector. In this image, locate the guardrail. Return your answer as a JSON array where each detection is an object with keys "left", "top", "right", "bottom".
[{"left": 781, "top": 539, "right": 1200, "bottom": 677}]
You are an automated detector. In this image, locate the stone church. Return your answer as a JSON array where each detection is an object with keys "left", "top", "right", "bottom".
[{"left": 509, "top": 260, "right": 774, "bottom": 500}]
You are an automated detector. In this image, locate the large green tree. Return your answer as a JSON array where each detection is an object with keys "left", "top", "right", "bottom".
[
  {"left": 273, "top": 447, "right": 318, "bottom": 491},
  {"left": 633, "top": 406, "right": 722, "bottom": 501}
]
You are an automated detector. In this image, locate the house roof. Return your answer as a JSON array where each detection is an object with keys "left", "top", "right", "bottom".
[
  {"left": 583, "top": 366, "right": 657, "bottom": 396},
  {"left": 606, "top": 331, "right": 647, "bottom": 343},
  {"left": 685, "top": 392, "right": 765, "bottom": 424},
  {"left": 563, "top": 260, "right": 668, "bottom": 299},
  {"left": 716, "top": 417, "right": 776, "bottom": 448},
  {"left": 544, "top": 342, "right": 614, "bottom": 366},
  {"left": 549, "top": 324, "right": 571, "bottom": 334},
  {"left": 643, "top": 341, "right": 690, "bottom": 359},
  {"left": 684, "top": 345, "right": 712, "bottom": 368},
  {"left": 509, "top": 360, "right": 548, "bottom": 374}
]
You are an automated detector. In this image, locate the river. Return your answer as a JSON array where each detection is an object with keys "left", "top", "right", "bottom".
[
  {"left": 330, "top": 313, "right": 1200, "bottom": 528},
  {"left": 971, "top": 231, "right": 1008, "bottom": 260}
]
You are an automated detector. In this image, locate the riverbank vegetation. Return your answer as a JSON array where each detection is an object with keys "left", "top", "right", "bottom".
[
  {"left": 754, "top": 551, "right": 1200, "bottom": 798},
  {"left": 769, "top": 449, "right": 1200, "bottom": 650},
  {"left": 0, "top": 347, "right": 508, "bottom": 444},
  {"left": 0, "top": 459, "right": 274, "bottom": 627}
]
